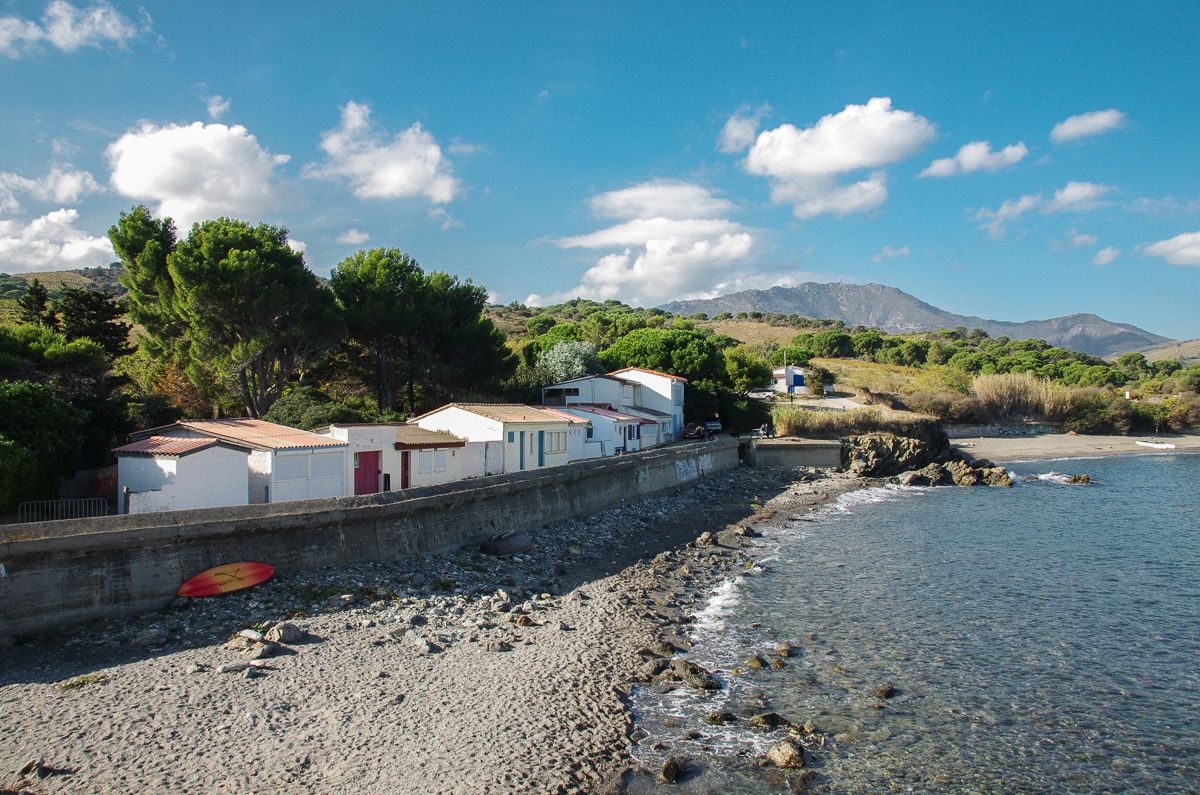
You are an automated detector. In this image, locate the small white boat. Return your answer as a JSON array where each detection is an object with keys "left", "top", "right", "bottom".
[{"left": 1136, "top": 440, "right": 1176, "bottom": 449}]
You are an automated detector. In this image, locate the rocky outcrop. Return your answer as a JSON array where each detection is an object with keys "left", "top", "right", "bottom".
[
  {"left": 842, "top": 432, "right": 934, "bottom": 476},
  {"left": 766, "top": 739, "right": 806, "bottom": 768}
]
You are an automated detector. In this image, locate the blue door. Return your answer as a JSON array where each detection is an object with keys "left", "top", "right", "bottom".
[
  {"left": 518, "top": 431, "right": 525, "bottom": 470},
  {"left": 537, "top": 430, "right": 545, "bottom": 467}
]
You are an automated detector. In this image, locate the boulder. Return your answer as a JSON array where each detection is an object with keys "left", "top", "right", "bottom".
[
  {"left": 766, "top": 739, "right": 806, "bottom": 768},
  {"left": 749, "top": 711, "right": 791, "bottom": 729},
  {"left": 667, "top": 659, "right": 720, "bottom": 690},
  {"left": 943, "top": 460, "right": 981, "bottom": 487},
  {"left": 265, "top": 622, "right": 305, "bottom": 644},
  {"left": 706, "top": 711, "right": 738, "bottom": 725},
  {"left": 842, "top": 433, "right": 933, "bottom": 477},
  {"left": 658, "top": 756, "right": 686, "bottom": 783},
  {"left": 695, "top": 531, "right": 715, "bottom": 547},
  {"left": 774, "top": 642, "right": 793, "bottom": 658},
  {"left": 745, "top": 654, "right": 767, "bottom": 670},
  {"left": 980, "top": 466, "right": 1013, "bottom": 487},
  {"left": 871, "top": 682, "right": 897, "bottom": 699}
]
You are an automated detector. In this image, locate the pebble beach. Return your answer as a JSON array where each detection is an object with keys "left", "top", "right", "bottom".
[{"left": 1, "top": 465, "right": 861, "bottom": 794}]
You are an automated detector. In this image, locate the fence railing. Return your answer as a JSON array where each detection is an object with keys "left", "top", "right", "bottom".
[{"left": 17, "top": 497, "right": 110, "bottom": 524}]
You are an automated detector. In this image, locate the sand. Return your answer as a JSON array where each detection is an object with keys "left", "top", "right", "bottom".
[
  {"left": 954, "top": 432, "right": 1200, "bottom": 463},
  {"left": 1, "top": 466, "right": 861, "bottom": 794}
]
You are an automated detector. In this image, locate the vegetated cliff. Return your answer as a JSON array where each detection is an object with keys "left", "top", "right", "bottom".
[{"left": 661, "top": 282, "right": 1172, "bottom": 358}]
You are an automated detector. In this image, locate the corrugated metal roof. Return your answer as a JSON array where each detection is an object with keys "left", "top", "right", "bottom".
[
  {"left": 555, "top": 405, "right": 641, "bottom": 423},
  {"left": 608, "top": 366, "right": 688, "bottom": 382},
  {"left": 394, "top": 425, "right": 466, "bottom": 449},
  {"left": 412, "top": 403, "right": 570, "bottom": 425},
  {"left": 133, "top": 419, "right": 348, "bottom": 451},
  {"left": 113, "top": 436, "right": 222, "bottom": 457},
  {"left": 535, "top": 407, "right": 592, "bottom": 425}
]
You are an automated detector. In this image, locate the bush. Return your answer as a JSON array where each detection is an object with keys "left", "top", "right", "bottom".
[
  {"left": 263, "top": 386, "right": 366, "bottom": 430},
  {"left": 0, "top": 381, "right": 86, "bottom": 505},
  {"left": 903, "top": 391, "right": 991, "bottom": 424}
]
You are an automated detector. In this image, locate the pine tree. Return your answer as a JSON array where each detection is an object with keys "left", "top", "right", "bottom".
[{"left": 16, "top": 278, "right": 51, "bottom": 326}]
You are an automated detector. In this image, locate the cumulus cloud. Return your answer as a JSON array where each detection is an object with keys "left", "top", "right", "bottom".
[
  {"left": 718, "top": 103, "right": 771, "bottom": 153},
  {"left": 107, "top": 121, "right": 290, "bottom": 230},
  {"left": 286, "top": 238, "right": 306, "bottom": 255},
  {"left": 1045, "top": 181, "right": 1114, "bottom": 213},
  {"left": 336, "top": 228, "right": 370, "bottom": 245},
  {"left": 919, "top": 140, "right": 1027, "bottom": 177},
  {"left": 0, "top": 165, "right": 102, "bottom": 212},
  {"left": 1092, "top": 246, "right": 1120, "bottom": 266},
  {"left": 0, "top": 0, "right": 142, "bottom": 58},
  {"left": 744, "top": 97, "right": 935, "bottom": 219},
  {"left": 976, "top": 181, "right": 1115, "bottom": 237},
  {"left": 1051, "top": 109, "right": 1126, "bottom": 143},
  {"left": 1143, "top": 231, "right": 1200, "bottom": 267},
  {"left": 205, "top": 95, "right": 230, "bottom": 120},
  {"left": 0, "top": 208, "right": 114, "bottom": 271},
  {"left": 974, "top": 193, "right": 1041, "bottom": 239},
  {"left": 872, "top": 244, "right": 910, "bottom": 262},
  {"left": 528, "top": 181, "right": 762, "bottom": 306},
  {"left": 305, "top": 101, "right": 458, "bottom": 204}
]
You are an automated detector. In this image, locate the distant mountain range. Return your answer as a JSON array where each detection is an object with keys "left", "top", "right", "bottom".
[{"left": 661, "top": 283, "right": 1173, "bottom": 358}]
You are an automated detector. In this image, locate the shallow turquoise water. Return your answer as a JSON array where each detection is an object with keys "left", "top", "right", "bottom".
[{"left": 632, "top": 454, "right": 1200, "bottom": 793}]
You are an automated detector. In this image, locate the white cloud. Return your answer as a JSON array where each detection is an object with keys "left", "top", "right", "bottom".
[
  {"left": 336, "top": 228, "right": 370, "bottom": 245},
  {"left": 558, "top": 217, "right": 745, "bottom": 249},
  {"left": 1124, "top": 194, "right": 1200, "bottom": 218},
  {"left": 1143, "top": 231, "right": 1200, "bottom": 267},
  {"left": 107, "top": 121, "right": 290, "bottom": 230},
  {"left": 305, "top": 101, "right": 458, "bottom": 204},
  {"left": 1053, "top": 227, "right": 1098, "bottom": 250},
  {"left": 588, "top": 181, "right": 734, "bottom": 220},
  {"left": 0, "top": 0, "right": 141, "bottom": 58},
  {"left": 0, "top": 165, "right": 102, "bottom": 212},
  {"left": 872, "top": 244, "right": 910, "bottom": 262},
  {"left": 205, "top": 95, "right": 230, "bottom": 120},
  {"left": 0, "top": 208, "right": 114, "bottom": 272},
  {"left": 976, "top": 181, "right": 1115, "bottom": 237},
  {"left": 975, "top": 193, "right": 1041, "bottom": 238},
  {"left": 1045, "top": 181, "right": 1113, "bottom": 213},
  {"left": 1050, "top": 109, "right": 1126, "bottom": 143},
  {"left": 426, "top": 207, "right": 462, "bottom": 230},
  {"left": 447, "top": 140, "right": 484, "bottom": 155},
  {"left": 919, "top": 140, "right": 1027, "bottom": 177},
  {"left": 1092, "top": 246, "right": 1120, "bottom": 266},
  {"left": 718, "top": 103, "right": 771, "bottom": 153},
  {"left": 286, "top": 238, "right": 306, "bottom": 255},
  {"left": 534, "top": 181, "right": 759, "bottom": 306},
  {"left": 744, "top": 97, "right": 935, "bottom": 219}
]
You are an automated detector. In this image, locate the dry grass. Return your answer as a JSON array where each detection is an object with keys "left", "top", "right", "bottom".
[
  {"left": 1141, "top": 338, "right": 1200, "bottom": 364},
  {"left": 971, "top": 372, "right": 1070, "bottom": 419},
  {"left": 813, "top": 358, "right": 924, "bottom": 395},
  {"left": 704, "top": 320, "right": 797, "bottom": 346}
]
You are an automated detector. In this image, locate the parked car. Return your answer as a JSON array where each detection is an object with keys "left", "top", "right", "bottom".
[
  {"left": 682, "top": 422, "right": 706, "bottom": 439},
  {"left": 702, "top": 419, "right": 723, "bottom": 435}
]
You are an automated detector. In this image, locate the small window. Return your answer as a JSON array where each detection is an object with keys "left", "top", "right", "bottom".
[
  {"left": 419, "top": 450, "right": 433, "bottom": 473},
  {"left": 586, "top": 424, "right": 593, "bottom": 439},
  {"left": 434, "top": 450, "right": 447, "bottom": 472},
  {"left": 507, "top": 431, "right": 514, "bottom": 443},
  {"left": 353, "top": 453, "right": 360, "bottom": 469}
]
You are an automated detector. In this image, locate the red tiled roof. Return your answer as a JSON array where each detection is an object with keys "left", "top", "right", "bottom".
[
  {"left": 607, "top": 366, "right": 688, "bottom": 382},
  {"left": 113, "top": 436, "right": 222, "bottom": 457}
]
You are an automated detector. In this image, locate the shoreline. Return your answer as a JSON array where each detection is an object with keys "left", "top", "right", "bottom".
[
  {"left": 1, "top": 465, "right": 863, "bottom": 794},
  {"left": 954, "top": 432, "right": 1200, "bottom": 464}
]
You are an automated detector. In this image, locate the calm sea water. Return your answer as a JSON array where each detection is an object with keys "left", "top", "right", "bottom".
[{"left": 631, "top": 454, "right": 1200, "bottom": 793}]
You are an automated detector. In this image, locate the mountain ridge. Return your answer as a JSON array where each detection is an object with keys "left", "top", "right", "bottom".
[{"left": 661, "top": 282, "right": 1173, "bottom": 358}]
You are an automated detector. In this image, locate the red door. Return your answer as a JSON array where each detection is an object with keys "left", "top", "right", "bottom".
[
  {"left": 354, "top": 450, "right": 381, "bottom": 495},
  {"left": 400, "top": 451, "right": 411, "bottom": 489}
]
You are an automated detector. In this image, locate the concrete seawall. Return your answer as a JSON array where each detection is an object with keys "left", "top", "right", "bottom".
[
  {"left": 747, "top": 438, "right": 843, "bottom": 468},
  {"left": 0, "top": 439, "right": 739, "bottom": 636}
]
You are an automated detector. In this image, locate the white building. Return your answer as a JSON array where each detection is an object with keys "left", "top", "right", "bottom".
[
  {"left": 553, "top": 404, "right": 645, "bottom": 456},
  {"left": 114, "top": 436, "right": 249, "bottom": 514},
  {"left": 606, "top": 367, "right": 686, "bottom": 439},
  {"left": 392, "top": 425, "right": 468, "bottom": 488},
  {"left": 122, "top": 419, "right": 349, "bottom": 506},
  {"left": 317, "top": 422, "right": 466, "bottom": 493},
  {"left": 537, "top": 407, "right": 604, "bottom": 460},
  {"left": 410, "top": 404, "right": 572, "bottom": 474},
  {"left": 773, "top": 365, "right": 812, "bottom": 395}
]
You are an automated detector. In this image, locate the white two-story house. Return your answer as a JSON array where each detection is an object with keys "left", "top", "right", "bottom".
[{"left": 410, "top": 404, "right": 572, "bottom": 474}]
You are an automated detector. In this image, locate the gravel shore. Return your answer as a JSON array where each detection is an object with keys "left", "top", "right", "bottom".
[{"left": 1, "top": 465, "right": 861, "bottom": 795}]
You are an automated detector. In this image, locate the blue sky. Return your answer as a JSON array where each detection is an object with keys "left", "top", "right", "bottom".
[{"left": 1, "top": 1, "right": 1198, "bottom": 339}]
